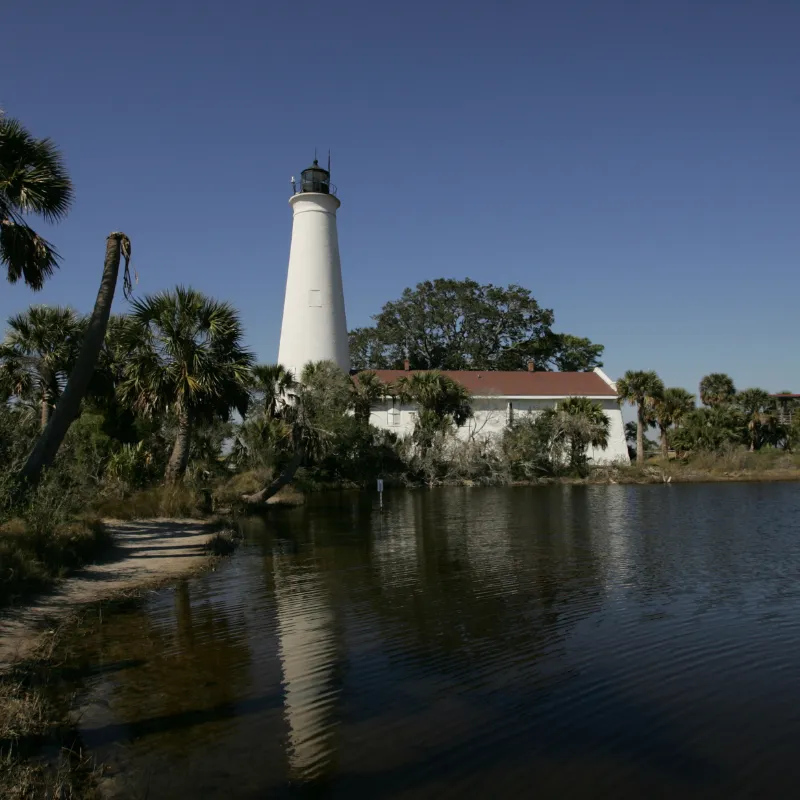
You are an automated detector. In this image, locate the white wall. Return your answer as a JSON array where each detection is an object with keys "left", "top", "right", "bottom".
[
  {"left": 369, "top": 397, "right": 630, "bottom": 465},
  {"left": 277, "top": 192, "right": 350, "bottom": 379}
]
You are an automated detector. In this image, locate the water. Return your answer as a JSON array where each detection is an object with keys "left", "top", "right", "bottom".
[{"left": 59, "top": 484, "right": 800, "bottom": 798}]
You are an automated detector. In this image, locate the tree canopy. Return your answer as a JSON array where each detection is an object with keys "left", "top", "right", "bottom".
[
  {"left": 120, "top": 287, "right": 253, "bottom": 482},
  {"left": 349, "top": 278, "right": 603, "bottom": 372},
  {"left": 699, "top": 373, "right": 736, "bottom": 407},
  {"left": 0, "top": 306, "right": 84, "bottom": 428},
  {"left": 0, "top": 113, "right": 73, "bottom": 290}
]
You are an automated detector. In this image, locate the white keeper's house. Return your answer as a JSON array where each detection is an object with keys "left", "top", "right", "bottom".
[
  {"left": 364, "top": 364, "right": 629, "bottom": 464},
  {"left": 277, "top": 157, "right": 630, "bottom": 466}
]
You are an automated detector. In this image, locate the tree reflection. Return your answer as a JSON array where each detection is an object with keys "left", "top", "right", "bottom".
[{"left": 77, "top": 578, "right": 253, "bottom": 757}]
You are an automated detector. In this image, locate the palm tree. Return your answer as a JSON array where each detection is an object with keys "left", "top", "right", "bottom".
[
  {"left": 19, "top": 233, "right": 133, "bottom": 488},
  {"left": 1, "top": 113, "right": 73, "bottom": 290},
  {"left": 650, "top": 387, "right": 695, "bottom": 458},
  {"left": 351, "top": 370, "right": 386, "bottom": 424},
  {"left": 735, "top": 388, "right": 775, "bottom": 451},
  {"left": 395, "top": 371, "right": 472, "bottom": 426},
  {"left": 119, "top": 287, "right": 253, "bottom": 484},
  {"left": 0, "top": 305, "right": 84, "bottom": 429},
  {"left": 616, "top": 370, "right": 664, "bottom": 464},
  {"left": 395, "top": 371, "right": 473, "bottom": 452},
  {"left": 559, "top": 396, "right": 610, "bottom": 471},
  {"left": 250, "top": 363, "right": 296, "bottom": 421},
  {"left": 699, "top": 373, "right": 736, "bottom": 408}
]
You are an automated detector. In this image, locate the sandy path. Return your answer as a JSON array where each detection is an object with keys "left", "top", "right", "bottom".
[{"left": 0, "top": 519, "right": 217, "bottom": 671}]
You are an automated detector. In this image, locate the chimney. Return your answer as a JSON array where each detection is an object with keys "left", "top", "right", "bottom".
[
  {"left": 527, "top": 360, "right": 535, "bottom": 372},
  {"left": 403, "top": 358, "right": 410, "bottom": 371}
]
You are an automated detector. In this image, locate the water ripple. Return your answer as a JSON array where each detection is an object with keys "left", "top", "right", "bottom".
[{"left": 54, "top": 484, "right": 800, "bottom": 798}]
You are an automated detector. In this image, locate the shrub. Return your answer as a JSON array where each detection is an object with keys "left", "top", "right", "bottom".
[{"left": 105, "top": 441, "right": 158, "bottom": 489}]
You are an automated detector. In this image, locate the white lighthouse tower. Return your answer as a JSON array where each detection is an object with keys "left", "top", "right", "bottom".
[{"left": 277, "top": 158, "right": 350, "bottom": 379}]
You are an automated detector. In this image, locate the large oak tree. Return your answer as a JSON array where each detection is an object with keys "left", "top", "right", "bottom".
[{"left": 349, "top": 278, "right": 603, "bottom": 372}]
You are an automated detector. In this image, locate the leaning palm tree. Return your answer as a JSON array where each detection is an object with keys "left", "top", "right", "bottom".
[
  {"left": 616, "top": 370, "right": 664, "bottom": 464},
  {"left": 250, "top": 363, "right": 296, "bottom": 422},
  {"left": 240, "top": 386, "right": 330, "bottom": 505},
  {"left": 0, "top": 305, "right": 84, "bottom": 429},
  {"left": 240, "top": 361, "right": 351, "bottom": 505},
  {"left": 650, "top": 387, "right": 695, "bottom": 458},
  {"left": 351, "top": 370, "right": 386, "bottom": 424},
  {"left": 119, "top": 287, "right": 254, "bottom": 484},
  {"left": 19, "top": 233, "right": 133, "bottom": 488},
  {"left": 699, "top": 373, "right": 736, "bottom": 408},
  {"left": 0, "top": 113, "right": 73, "bottom": 290}
]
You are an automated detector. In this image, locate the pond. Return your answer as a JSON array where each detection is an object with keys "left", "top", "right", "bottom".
[{"left": 60, "top": 484, "right": 800, "bottom": 798}]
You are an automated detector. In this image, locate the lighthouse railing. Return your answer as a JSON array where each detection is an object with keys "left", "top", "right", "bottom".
[{"left": 291, "top": 181, "right": 338, "bottom": 197}]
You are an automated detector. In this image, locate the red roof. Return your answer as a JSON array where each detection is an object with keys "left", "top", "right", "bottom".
[{"left": 360, "top": 370, "right": 617, "bottom": 397}]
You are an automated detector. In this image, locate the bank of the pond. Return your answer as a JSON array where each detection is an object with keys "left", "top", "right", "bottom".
[
  {"left": 0, "top": 517, "right": 236, "bottom": 798},
  {"left": 566, "top": 462, "right": 800, "bottom": 485},
  {"left": 0, "top": 518, "right": 225, "bottom": 672},
  {"left": 392, "top": 465, "right": 800, "bottom": 489}
]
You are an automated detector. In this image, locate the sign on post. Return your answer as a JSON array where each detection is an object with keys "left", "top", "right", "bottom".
[{"left": 377, "top": 479, "right": 384, "bottom": 493}]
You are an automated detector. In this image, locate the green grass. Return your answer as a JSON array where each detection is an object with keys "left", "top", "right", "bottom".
[{"left": 91, "top": 484, "right": 206, "bottom": 520}]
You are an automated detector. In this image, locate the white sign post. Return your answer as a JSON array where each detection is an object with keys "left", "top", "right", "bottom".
[{"left": 377, "top": 478, "right": 384, "bottom": 510}]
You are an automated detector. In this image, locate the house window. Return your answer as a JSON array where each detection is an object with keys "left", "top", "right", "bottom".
[{"left": 388, "top": 405, "right": 401, "bottom": 426}]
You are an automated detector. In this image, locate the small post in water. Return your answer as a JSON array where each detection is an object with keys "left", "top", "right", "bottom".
[{"left": 377, "top": 478, "right": 384, "bottom": 511}]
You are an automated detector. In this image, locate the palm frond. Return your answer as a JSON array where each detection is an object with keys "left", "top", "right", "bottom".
[
  {"left": 0, "top": 220, "right": 60, "bottom": 289},
  {"left": 119, "top": 286, "right": 254, "bottom": 421},
  {"left": 0, "top": 116, "right": 73, "bottom": 222}
]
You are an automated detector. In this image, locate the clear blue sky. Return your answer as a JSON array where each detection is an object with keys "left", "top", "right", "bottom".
[{"left": 1, "top": 0, "right": 798, "bottom": 395}]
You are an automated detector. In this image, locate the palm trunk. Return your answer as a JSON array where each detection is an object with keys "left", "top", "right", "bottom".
[
  {"left": 241, "top": 450, "right": 303, "bottom": 505},
  {"left": 19, "top": 233, "right": 131, "bottom": 488},
  {"left": 660, "top": 425, "right": 669, "bottom": 459},
  {"left": 636, "top": 405, "right": 645, "bottom": 464},
  {"left": 40, "top": 398, "right": 51, "bottom": 431},
  {"left": 166, "top": 408, "right": 193, "bottom": 484}
]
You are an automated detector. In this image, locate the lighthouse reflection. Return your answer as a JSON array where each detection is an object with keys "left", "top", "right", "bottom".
[{"left": 272, "top": 535, "right": 341, "bottom": 783}]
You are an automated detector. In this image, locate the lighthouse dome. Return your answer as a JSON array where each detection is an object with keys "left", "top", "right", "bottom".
[{"left": 300, "top": 159, "right": 332, "bottom": 194}]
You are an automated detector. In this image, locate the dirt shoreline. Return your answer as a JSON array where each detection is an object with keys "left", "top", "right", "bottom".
[{"left": 0, "top": 518, "right": 219, "bottom": 673}]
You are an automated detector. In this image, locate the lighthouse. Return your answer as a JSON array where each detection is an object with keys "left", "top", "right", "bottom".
[{"left": 277, "top": 158, "right": 350, "bottom": 380}]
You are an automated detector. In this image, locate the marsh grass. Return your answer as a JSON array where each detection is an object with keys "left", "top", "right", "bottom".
[{"left": 0, "top": 662, "right": 101, "bottom": 799}]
